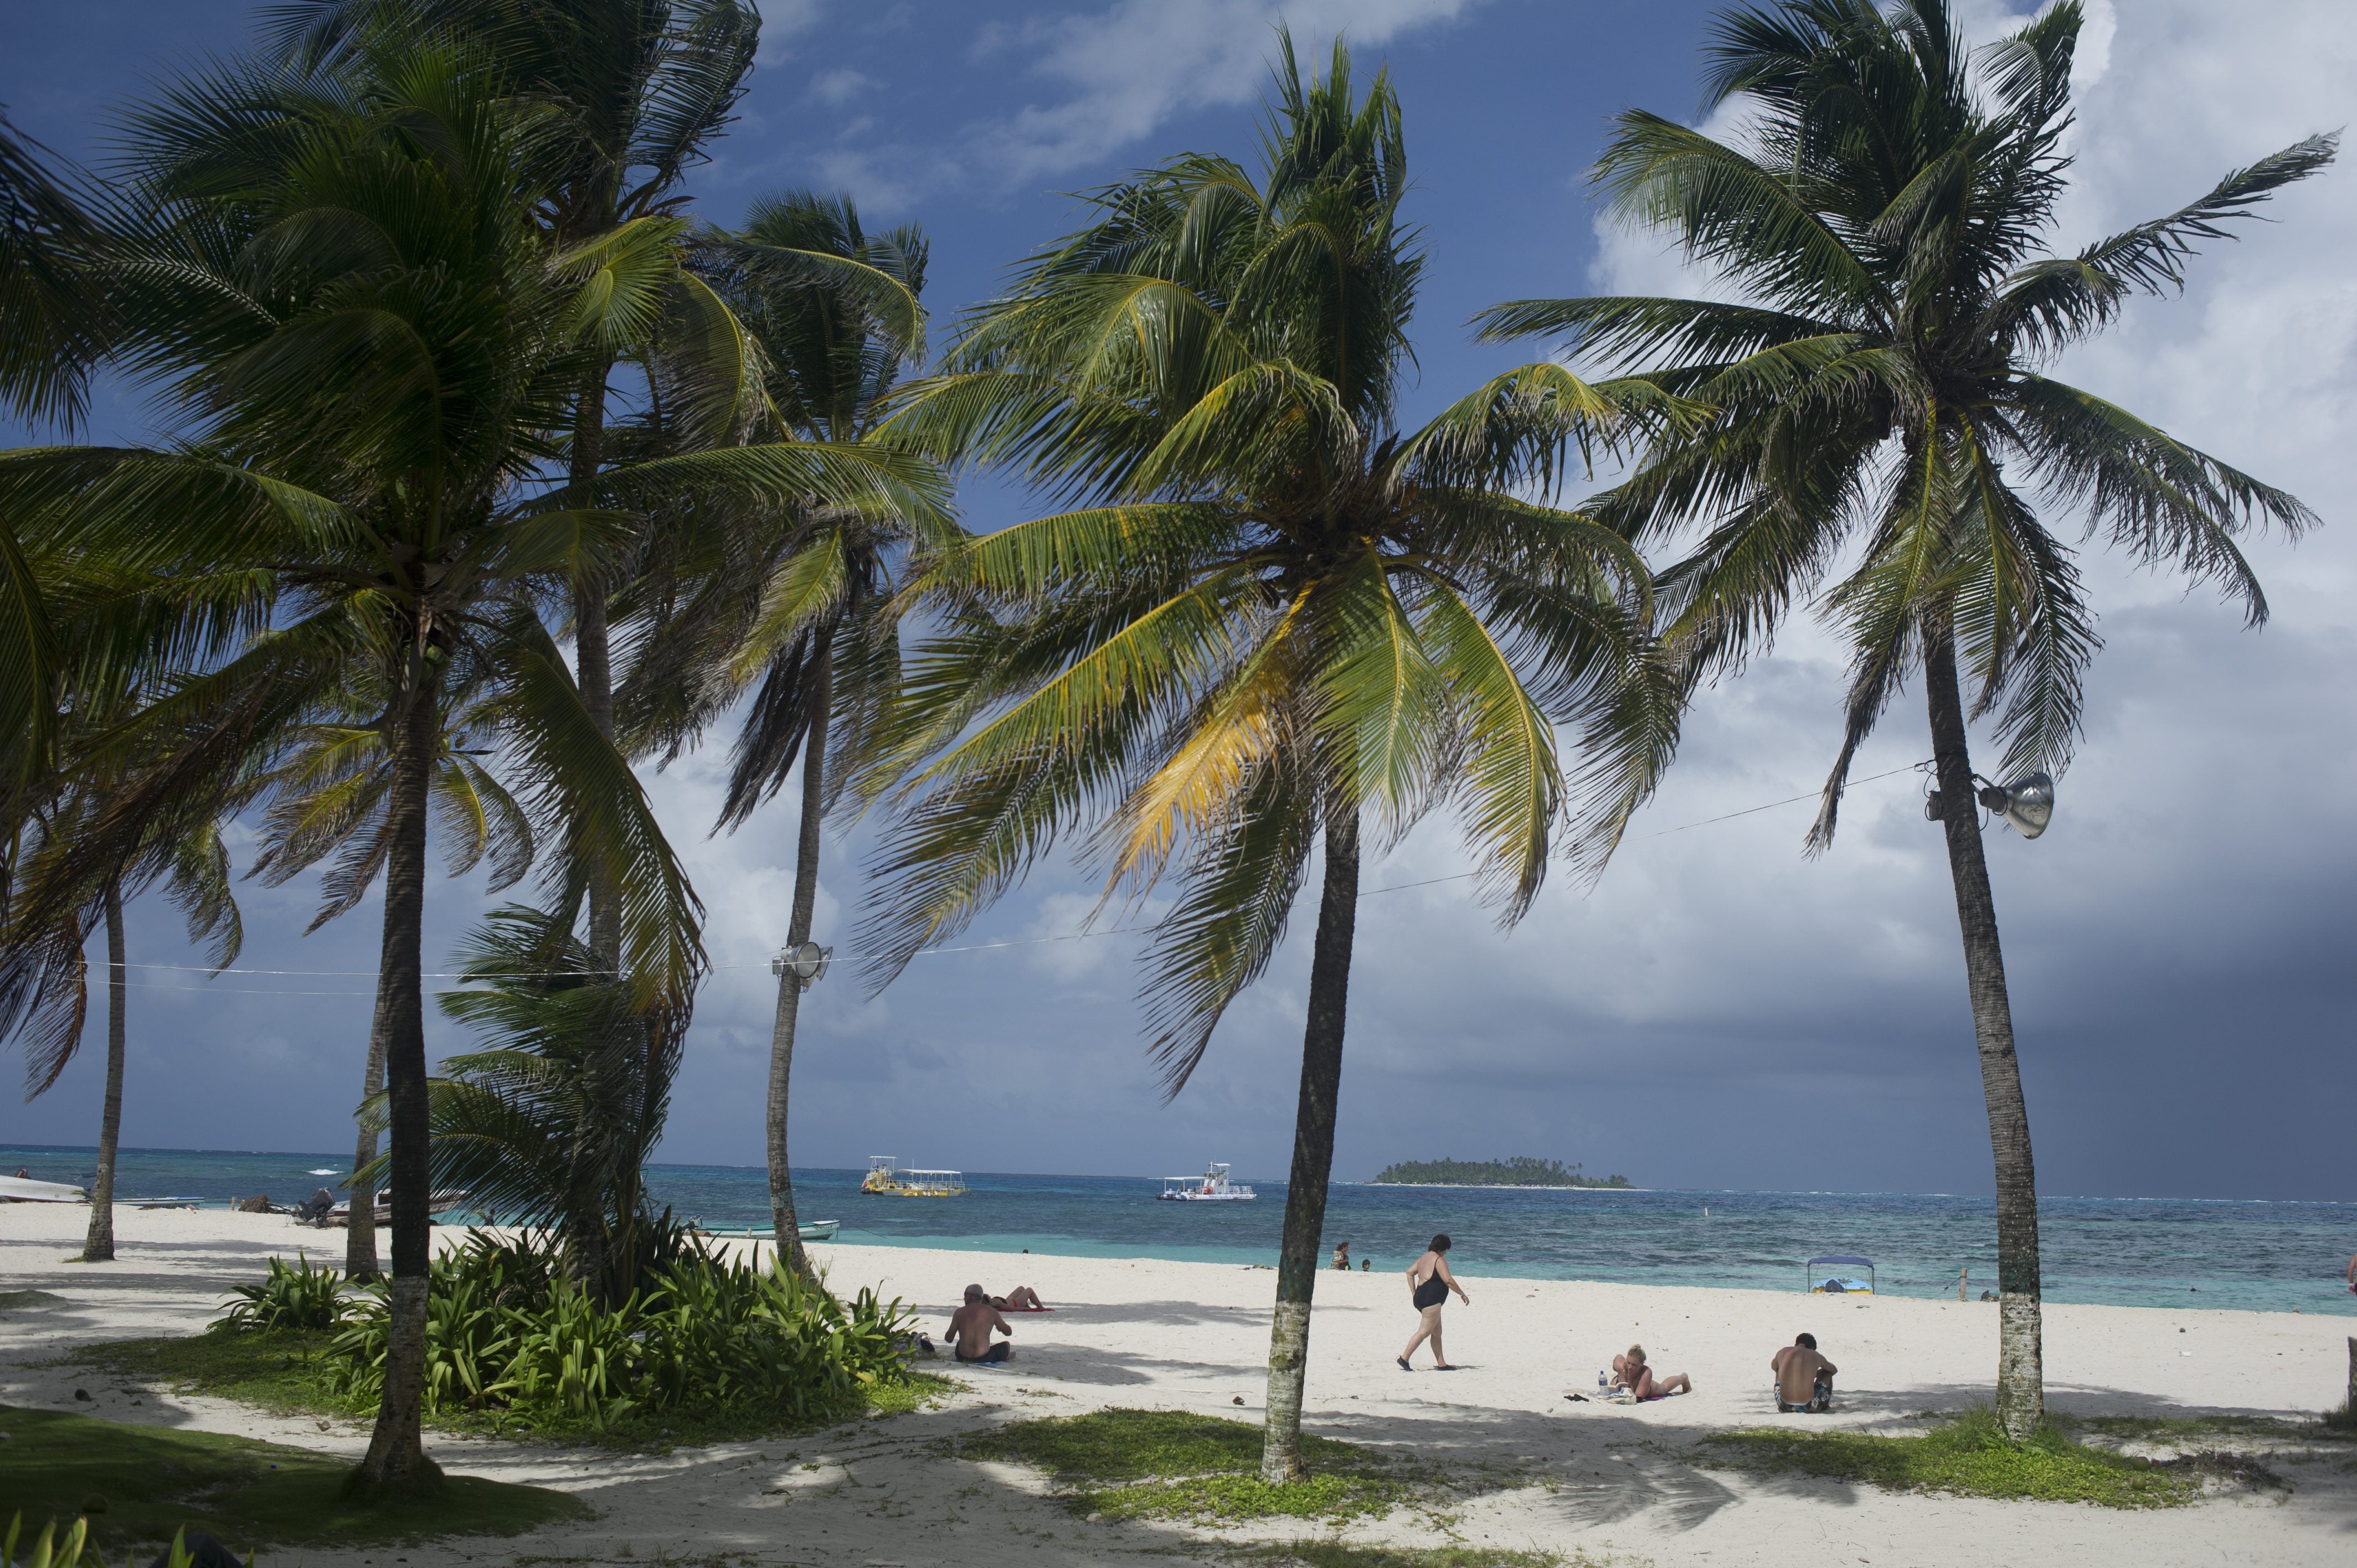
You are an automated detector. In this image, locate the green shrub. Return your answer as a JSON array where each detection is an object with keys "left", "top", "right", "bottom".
[
  {"left": 217, "top": 1255, "right": 348, "bottom": 1333},
  {"left": 318, "top": 1230, "right": 916, "bottom": 1433}
]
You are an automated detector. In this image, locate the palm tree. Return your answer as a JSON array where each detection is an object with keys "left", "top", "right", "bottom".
[
  {"left": 1474, "top": 0, "right": 2331, "bottom": 1437},
  {"left": 867, "top": 37, "right": 1679, "bottom": 1480},
  {"left": 620, "top": 190, "right": 939, "bottom": 1276},
  {"left": 268, "top": 0, "right": 763, "bottom": 1267},
  {"left": 0, "top": 35, "right": 943, "bottom": 1488},
  {"left": 2, "top": 757, "right": 240, "bottom": 1265}
]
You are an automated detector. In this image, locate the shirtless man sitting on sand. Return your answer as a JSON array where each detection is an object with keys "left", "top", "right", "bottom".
[
  {"left": 946, "top": 1284, "right": 1013, "bottom": 1364},
  {"left": 1772, "top": 1332, "right": 1836, "bottom": 1411}
]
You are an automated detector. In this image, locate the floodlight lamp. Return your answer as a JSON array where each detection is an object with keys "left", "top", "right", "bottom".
[
  {"left": 770, "top": 941, "right": 833, "bottom": 985},
  {"left": 1975, "top": 772, "right": 2054, "bottom": 839}
]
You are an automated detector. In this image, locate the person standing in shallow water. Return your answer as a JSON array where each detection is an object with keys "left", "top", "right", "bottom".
[{"left": 1397, "top": 1233, "right": 1469, "bottom": 1370}]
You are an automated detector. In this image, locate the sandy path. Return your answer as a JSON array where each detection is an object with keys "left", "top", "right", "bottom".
[{"left": 4, "top": 1205, "right": 2352, "bottom": 1567}]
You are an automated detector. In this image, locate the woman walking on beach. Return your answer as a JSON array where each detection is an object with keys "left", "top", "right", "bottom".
[{"left": 1398, "top": 1234, "right": 1470, "bottom": 1370}]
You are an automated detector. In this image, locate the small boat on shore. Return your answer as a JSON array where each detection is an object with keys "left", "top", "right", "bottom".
[
  {"left": 0, "top": 1175, "right": 88, "bottom": 1204},
  {"left": 861, "top": 1156, "right": 967, "bottom": 1196},
  {"left": 692, "top": 1219, "right": 841, "bottom": 1243},
  {"left": 1159, "top": 1162, "right": 1255, "bottom": 1201}
]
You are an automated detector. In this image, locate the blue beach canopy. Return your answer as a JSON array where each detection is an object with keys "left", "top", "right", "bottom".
[{"left": 1807, "top": 1256, "right": 1874, "bottom": 1268}]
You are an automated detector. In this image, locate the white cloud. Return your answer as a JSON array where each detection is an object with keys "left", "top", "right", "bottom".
[
  {"left": 756, "top": 0, "right": 827, "bottom": 66},
  {"left": 788, "top": 0, "right": 1484, "bottom": 214},
  {"left": 972, "top": 0, "right": 1483, "bottom": 184},
  {"left": 804, "top": 66, "right": 874, "bottom": 107}
]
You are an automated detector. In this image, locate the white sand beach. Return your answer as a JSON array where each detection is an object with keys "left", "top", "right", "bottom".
[{"left": 4, "top": 1204, "right": 2352, "bottom": 1566}]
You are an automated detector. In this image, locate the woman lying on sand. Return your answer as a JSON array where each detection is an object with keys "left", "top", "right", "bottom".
[
  {"left": 1397, "top": 1233, "right": 1470, "bottom": 1370},
  {"left": 1613, "top": 1344, "right": 1691, "bottom": 1400}
]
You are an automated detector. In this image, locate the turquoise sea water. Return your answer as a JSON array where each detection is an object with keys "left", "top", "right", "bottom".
[{"left": 7, "top": 1143, "right": 2350, "bottom": 1316}]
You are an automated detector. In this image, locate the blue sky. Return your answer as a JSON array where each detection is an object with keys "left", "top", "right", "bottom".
[{"left": 4, "top": 1, "right": 2353, "bottom": 1202}]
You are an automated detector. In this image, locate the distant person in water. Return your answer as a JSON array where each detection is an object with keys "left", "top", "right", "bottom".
[
  {"left": 1772, "top": 1332, "right": 1836, "bottom": 1411},
  {"left": 1613, "top": 1344, "right": 1690, "bottom": 1399},
  {"left": 1361, "top": 1257, "right": 1370, "bottom": 1271},
  {"left": 946, "top": 1285, "right": 1013, "bottom": 1363},
  {"left": 2346, "top": 1251, "right": 2356, "bottom": 1294},
  {"left": 1397, "top": 1234, "right": 1469, "bottom": 1370},
  {"left": 992, "top": 1286, "right": 1047, "bottom": 1310},
  {"left": 1331, "top": 1241, "right": 1351, "bottom": 1270}
]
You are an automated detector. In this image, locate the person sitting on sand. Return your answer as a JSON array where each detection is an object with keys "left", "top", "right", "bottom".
[
  {"left": 1772, "top": 1332, "right": 1836, "bottom": 1412},
  {"left": 946, "top": 1284, "right": 1014, "bottom": 1364},
  {"left": 1331, "top": 1241, "right": 1351, "bottom": 1271},
  {"left": 1397, "top": 1234, "right": 1470, "bottom": 1370},
  {"left": 1614, "top": 1344, "right": 1691, "bottom": 1399},
  {"left": 991, "top": 1286, "right": 1047, "bottom": 1311}
]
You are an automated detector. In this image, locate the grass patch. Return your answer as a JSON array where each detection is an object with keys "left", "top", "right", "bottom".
[
  {"left": 66, "top": 1330, "right": 342, "bottom": 1421},
  {"left": 960, "top": 1406, "right": 1368, "bottom": 1484},
  {"left": 1702, "top": 1407, "right": 2195, "bottom": 1508},
  {"left": 866, "top": 1371, "right": 960, "bottom": 1417},
  {"left": 1091, "top": 1470, "right": 1401, "bottom": 1524},
  {"left": 0, "top": 1290, "right": 67, "bottom": 1310},
  {"left": 61, "top": 1332, "right": 949, "bottom": 1450},
  {"left": 0, "top": 1404, "right": 584, "bottom": 1553},
  {"left": 1246, "top": 1548, "right": 1581, "bottom": 1568},
  {"left": 957, "top": 1407, "right": 1404, "bottom": 1525},
  {"left": 2067, "top": 1412, "right": 2357, "bottom": 1447}
]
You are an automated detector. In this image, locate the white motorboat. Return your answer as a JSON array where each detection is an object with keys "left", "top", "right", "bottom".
[
  {"left": 0, "top": 1175, "right": 88, "bottom": 1204},
  {"left": 1158, "top": 1162, "right": 1255, "bottom": 1201}
]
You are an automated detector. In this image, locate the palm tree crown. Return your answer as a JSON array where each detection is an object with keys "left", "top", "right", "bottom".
[
  {"left": 1481, "top": 0, "right": 2330, "bottom": 835},
  {"left": 871, "top": 37, "right": 1677, "bottom": 1084}
]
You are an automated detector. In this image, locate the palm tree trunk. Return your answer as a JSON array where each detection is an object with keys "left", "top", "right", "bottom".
[
  {"left": 359, "top": 667, "right": 443, "bottom": 1492},
  {"left": 571, "top": 356, "right": 621, "bottom": 963},
  {"left": 568, "top": 357, "right": 620, "bottom": 1301},
  {"left": 1923, "top": 620, "right": 2044, "bottom": 1439},
  {"left": 344, "top": 982, "right": 389, "bottom": 1281},
  {"left": 1260, "top": 806, "right": 1360, "bottom": 1484},
  {"left": 766, "top": 644, "right": 832, "bottom": 1281},
  {"left": 79, "top": 880, "right": 126, "bottom": 1264}
]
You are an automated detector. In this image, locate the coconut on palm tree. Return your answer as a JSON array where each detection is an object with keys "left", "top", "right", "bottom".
[
  {"left": 0, "top": 35, "right": 944, "bottom": 1488},
  {"left": 866, "top": 37, "right": 1680, "bottom": 1481},
  {"left": 616, "top": 190, "right": 940, "bottom": 1276},
  {"left": 1475, "top": 0, "right": 2331, "bottom": 1437}
]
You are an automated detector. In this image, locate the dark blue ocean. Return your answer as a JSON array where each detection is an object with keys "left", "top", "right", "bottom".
[{"left": 7, "top": 1144, "right": 2351, "bottom": 1317}]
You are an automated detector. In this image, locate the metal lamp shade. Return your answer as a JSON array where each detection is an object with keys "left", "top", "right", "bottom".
[
  {"left": 788, "top": 940, "right": 829, "bottom": 980},
  {"left": 1995, "top": 772, "right": 2054, "bottom": 839}
]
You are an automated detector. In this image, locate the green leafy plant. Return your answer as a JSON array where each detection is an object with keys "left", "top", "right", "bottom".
[
  {"left": 218, "top": 1255, "right": 348, "bottom": 1333},
  {"left": 318, "top": 1231, "right": 917, "bottom": 1433}
]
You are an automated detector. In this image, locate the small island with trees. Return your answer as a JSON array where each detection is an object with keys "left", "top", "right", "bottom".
[{"left": 1370, "top": 1157, "right": 1634, "bottom": 1189}]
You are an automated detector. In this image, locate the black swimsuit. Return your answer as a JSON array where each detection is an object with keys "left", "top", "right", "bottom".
[{"left": 1412, "top": 1266, "right": 1448, "bottom": 1309}]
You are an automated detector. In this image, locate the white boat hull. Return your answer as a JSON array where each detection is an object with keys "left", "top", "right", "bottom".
[{"left": 0, "top": 1175, "right": 87, "bottom": 1204}]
